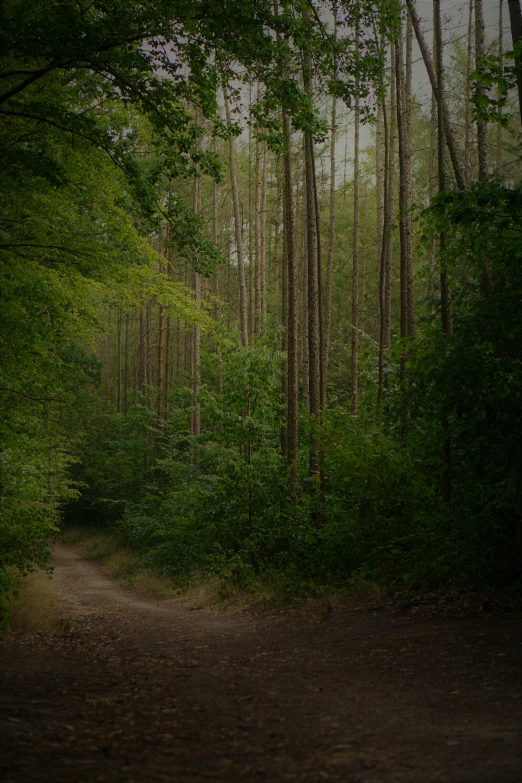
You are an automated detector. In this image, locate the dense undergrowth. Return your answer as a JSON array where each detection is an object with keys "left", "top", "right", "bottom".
[
  {"left": 68, "top": 186, "right": 522, "bottom": 600},
  {"left": 2, "top": 0, "right": 522, "bottom": 629}
]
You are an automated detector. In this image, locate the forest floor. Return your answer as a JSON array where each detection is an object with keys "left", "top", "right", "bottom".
[{"left": 1, "top": 544, "right": 521, "bottom": 783}]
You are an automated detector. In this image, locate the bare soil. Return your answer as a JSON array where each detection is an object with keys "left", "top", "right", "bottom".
[{"left": 1, "top": 543, "right": 521, "bottom": 783}]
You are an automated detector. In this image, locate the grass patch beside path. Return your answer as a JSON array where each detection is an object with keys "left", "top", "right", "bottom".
[
  {"left": 64, "top": 528, "right": 177, "bottom": 599},
  {"left": 62, "top": 528, "right": 329, "bottom": 612},
  {"left": 7, "top": 569, "right": 64, "bottom": 633}
]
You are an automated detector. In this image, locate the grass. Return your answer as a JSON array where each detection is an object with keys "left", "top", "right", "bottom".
[
  {"left": 62, "top": 528, "right": 375, "bottom": 614},
  {"left": 8, "top": 569, "right": 65, "bottom": 633},
  {"left": 62, "top": 528, "right": 301, "bottom": 611}
]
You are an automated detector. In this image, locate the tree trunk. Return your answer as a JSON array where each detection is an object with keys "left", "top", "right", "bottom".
[
  {"left": 497, "top": 0, "right": 504, "bottom": 171},
  {"left": 145, "top": 299, "right": 152, "bottom": 392},
  {"left": 508, "top": 0, "right": 522, "bottom": 124},
  {"left": 378, "top": 44, "right": 396, "bottom": 405},
  {"left": 157, "top": 301, "right": 165, "bottom": 428},
  {"left": 282, "top": 107, "right": 299, "bottom": 492},
  {"left": 248, "top": 98, "right": 255, "bottom": 339},
  {"left": 165, "top": 313, "right": 171, "bottom": 419},
  {"left": 139, "top": 304, "right": 145, "bottom": 392},
  {"left": 465, "top": 0, "right": 474, "bottom": 185},
  {"left": 405, "top": 0, "right": 466, "bottom": 190},
  {"left": 124, "top": 312, "right": 129, "bottom": 415},
  {"left": 475, "top": 0, "right": 489, "bottom": 179},
  {"left": 191, "top": 162, "right": 202, "bottom": 438},
  {"left": 310, "top": 142, "right": 324, "bottom": 407},
  {"left": 104, "top": 314, "right": 110, "bottom": 399},
  {"left": 260, "top": 140, "right": 268, "bottom": 326},
  {"left": 300, "top": 152, "right": 310, "bottom": 405},
  {"left": 435, "top": 0, "right": 453, "bottom": 503},
  {"left": 375, "top": 98, "right": 384, "bottom": 335},
  {"left": 302, "top": 41, "right": 321, "bottom": 479},
  {"left": 322, "top": 92, "right": 336, "bottom": 410},
  {"left": 255, "top": 95, "right": 262, "bottom": 336},
  {"left": 428, "top": 26, "right": 437, "bottom": 315},
  {"left": 225, "top": 91, "right": 248, "bottom": 348},
  {"left": 281, "top": 150, "right": 288, "bottom": 458},
  {"left": 435, "top": 0, "right": 453, "bottom": 338},
  {"left": 350, "top": 90, "right": 360, "bottom": 415},
  {"left": 396, "top": 16, "right": 415, "bottom": 347},
  {"left": 117, "top": 307, "right": 122, "bottom": 413}
]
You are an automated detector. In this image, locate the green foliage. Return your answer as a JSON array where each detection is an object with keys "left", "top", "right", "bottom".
[{"left": 3, "top": 0, "right": 521, "bottom": 618}]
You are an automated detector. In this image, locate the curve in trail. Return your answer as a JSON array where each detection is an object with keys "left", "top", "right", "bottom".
[
  {"left": 52, "top": 542, "right": 232, "bottom": 626},
  {"left": 1, "top": 543, "right": 521, "bottom": 783}
]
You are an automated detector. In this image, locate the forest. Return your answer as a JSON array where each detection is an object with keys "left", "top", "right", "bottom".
[{"left": 1, "top": 0, "right": 522, "bottom": 623}]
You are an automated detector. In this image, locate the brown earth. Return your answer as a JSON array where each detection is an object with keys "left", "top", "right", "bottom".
[{"left": 1, "top": 543, "right": 521, "bottom": 783}]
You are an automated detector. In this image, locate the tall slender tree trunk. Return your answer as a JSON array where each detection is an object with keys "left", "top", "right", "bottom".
[
  {"left": 322, "top": 92, "right": 336, "bottom": 409},
  {"left": 139, "top": 304, "right": 145, "bottom": 392},
  {"left": 310, "top": 142, "right": 324, "bottom": 406},
  {"left": 157, "top": 300, "right": 165, "bottom": 428},
  {"left": 428, "top": 33, "right": 437, "bottom": 315},
  {"left": 104, "top": 319, "right": 110, "bottom": 399},
  {"left": 434, "top": 0, "right": 453, "bottom": 337},
  {"left": 378, "top": 44, "right": 396, "bottom": 404},
  {"left": 255, "top": 109, "right": 262, "bottom": 335},
  {"left": 212, "top": 145, "right": 223, "bottom": 397},
  {"left": 302, "top": 42, "right": 321, "bottom": 480},
  {"left": 465, "top": 0, "right": 474, "bottom": 185},
  {"left": 191, "top": 156, "right": 202, "bottom": 438},
  {"left": 260, "top": 141, "right": 268, "bottom": 325},
  {"left": 124, "top": 313, "right": 129, "bottom": 415},
  {"left": 283, "top": 107, "right": 299, "bottom": 492},
  {"left": 281, "top": 182, "right": 288, "bottom": 458},
  {"left": 117, "top": 307, "right": 122, "bottom": 413},
  {"left": 165, "top": 312, "right": 171, "bottom": 419},
  {"left": 145, "top": 299, "right": 152, "bottom": 391},
  {"left": 435, "top": 0, "right": 453, "bottom": 503},
  {"left": 248, "top": 105, "right": 255, "bottom": 339},
  {"left": 225, "top": 91, "right": 248, "bottom": 348},
  {"left": 375, "top": 98, "right": 385, "bottom": 335},
  {"left": 396, "top": 15, "right": 415, "bottom": 349},
  {"left": 475, "top": 0, "right": 489, "bottom": 179},
  {"left": 497, "top": 0, "right": 504, "bottom": 171},
  {"left": 406, "top": 0, "right": 466, "bottom": 190},
  {"left": 300, "top": 153, "right": 310, "bottom": 405},
  {"left": 508, "top": 0, "right": 522, "bottom": 123},
  {"left": 350, "top": 91, "right": 360, "bottom": 415}
]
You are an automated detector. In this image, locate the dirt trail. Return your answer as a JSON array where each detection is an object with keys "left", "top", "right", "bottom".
[{"left": 1, "top": 544, "right": 521, "bottom": 783}]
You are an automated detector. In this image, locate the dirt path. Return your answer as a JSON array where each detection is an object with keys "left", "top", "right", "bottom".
[{"left": 1, "top": 544, "right": 521, "bottom": 783}]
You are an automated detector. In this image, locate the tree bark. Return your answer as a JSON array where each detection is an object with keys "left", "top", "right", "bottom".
[
  {"left": 378, "top": 44, "right": 396, "bottom": 405},
  {"left": 435, "top": 0, "right": 453, "bottom": 339},
  {"left": 396, "top": 16, "right": 415, "bottom": 346},
  {"left": 282, "top": 108, "right": 299, "bottom": 492},
  {"left": 260, "top": 140, "right": 268, "bottom": 326},
  {"left": 508, "top": 0, "right": 522, "bottom": 124},
  {"left": 475, "top": 0, "right": 489, "bottom": 179},
  {"left": 124, "top": 312, "right": 129, "bottom": 415},
  {"left": 117, "top": 307, "right": 122, "bottom": 413},
  {"left": 465, "top": 0, "right": 474, "bottom": 186},
  {"left": 157, "top": 300, "right": 165, "bottom": 428},
  {"left": 497, "top": 0, "right": 504, "bottom": 171},
  {"left": 405, "top": 0, "right": 466, "bottom": 190},
  {"left": 302, "top": 43, "right": 321, "bottom": 478},
  {"left": 191, "top": 158, "right": 202, "bottom": 438},
  {"left": 350, "top": 89, "right": 360, "bottom": 415},
  {"left": 225, "top": 91, "right": 249, "bottom": 348},
  {"left": 375, "top": 98, "right": 385, "bottom": 334}
]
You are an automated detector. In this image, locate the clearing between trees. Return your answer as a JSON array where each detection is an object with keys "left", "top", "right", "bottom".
[{"left": 1, "top": 543, "right": 521, "bottom": 783}]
